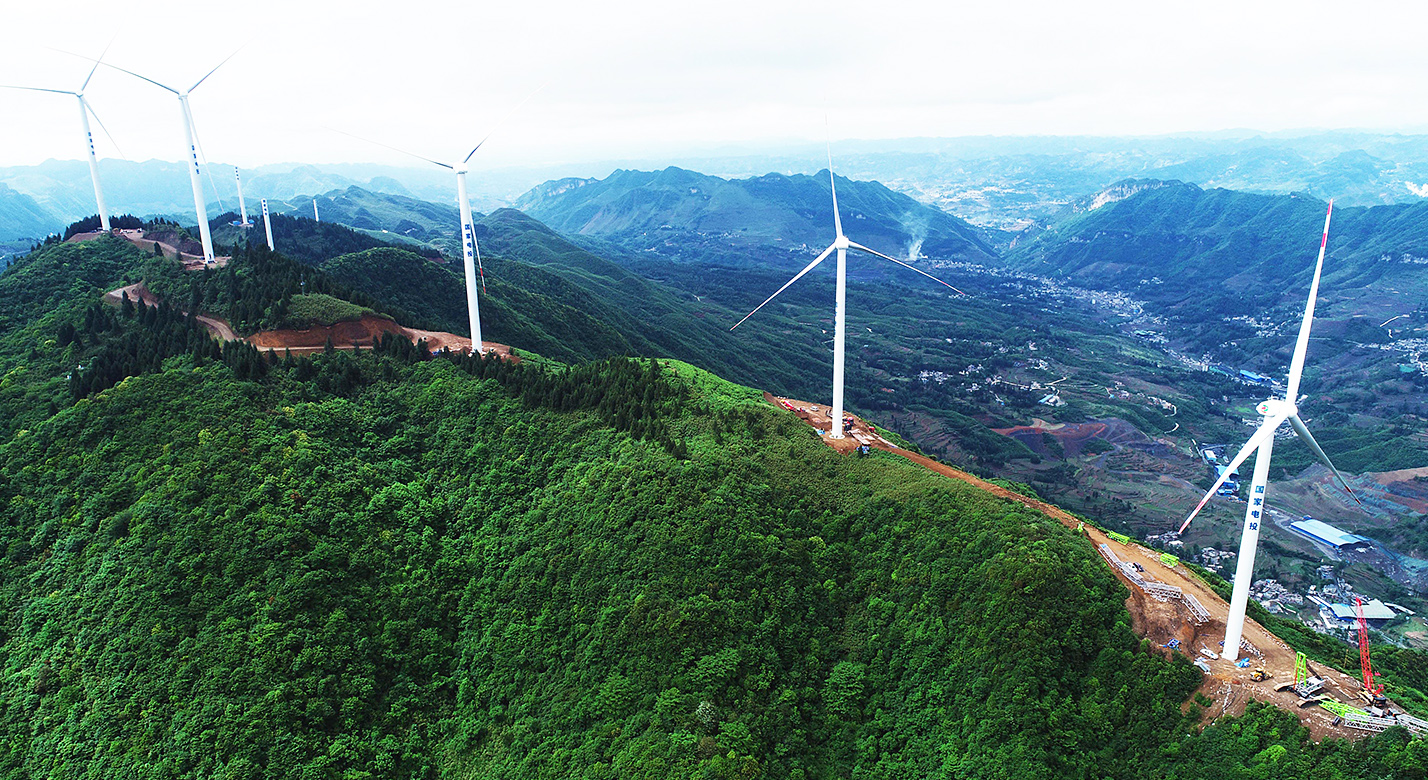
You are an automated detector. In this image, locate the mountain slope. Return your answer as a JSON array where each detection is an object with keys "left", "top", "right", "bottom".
[
  {"left": 1006, "top": 180, "right": 1428, "bottom": 320},
  {"left": 516, "top": 166, "right": 998, "bottom": 265},
  {"left": 266, "top": 186, "right": 462, "bottom": 249},
  {"left": 3, "top": 238, "right": 1428, "bottom": 777},
  {"left": 319, "top": 211, "right": 829, "bottom": 391},
  {"left": 0, "top": 183, "right": 61, "bottom": 242}
]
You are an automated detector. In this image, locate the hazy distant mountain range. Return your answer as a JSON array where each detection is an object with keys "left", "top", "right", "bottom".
[
  {"left": 516, "top": 166, "right": 998, "bottom": 265},
  {"left": 10, "top": 130, "right": 1428, "bottom": 244},
  {"left": 723, "top": 131, "right": 1428, "bottom": 229}
]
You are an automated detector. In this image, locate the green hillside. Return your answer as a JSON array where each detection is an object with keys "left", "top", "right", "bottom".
[
  {"left": 3, "top": 237, "right": 1428, "bottom": 777},
  {"left": 320, "top": 214, "right": 830, "bottom": 393},
  {"left": 1006, "top": 180, "right": 1428, "bottom": 322},
  {"left": 319, "top": 244, "right": 643, "bottom": 364},
  {"left": 0, "top": 182, "right": 60, "bottom": 242},
  {"left": 266, "top": 186, "right": 462, "bottom": 249},
  {"left": 210, "top": 212, "right": 401, "bottom": 266},
  {"left": 516, "top": 167, "right": 998, "bottom": 265}
]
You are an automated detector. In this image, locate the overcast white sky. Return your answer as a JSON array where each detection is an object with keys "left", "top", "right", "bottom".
[{"left": 3, "top": 0, "right": 1428, "bottom": 170}]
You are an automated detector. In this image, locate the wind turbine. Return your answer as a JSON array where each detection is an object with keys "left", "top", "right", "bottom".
[
  {"left": 330, "top": 132, "right": 491, "bottom": 353},
  {"left": 95, "top": 49, "right": 243, "bottom": 265},
  {"left": 1177, "top": 201, "right": 1363, "bottom": 662},
  {"left": 731, "top": 145, "right": 964, "bottom": 439},
  {"left": 333, "top": 91, "right": 539, "bottom": 355},
  {"left": 1, "top": 46, "right": 122, "bottom": 232}
]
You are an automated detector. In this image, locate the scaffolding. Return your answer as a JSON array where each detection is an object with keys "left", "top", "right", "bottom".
[
  {"left": 1141, "top": 581, "right": 1184, "bottom": 602},
  {"left": 1320, "top": 700, "right": 1398, "bottom": 733},
  {"left": 1181, "top": 593, "right": 1210, "bottom": 625},
  {"left": 1097, "top": 543, "right": 1121, "bottom": 567}
]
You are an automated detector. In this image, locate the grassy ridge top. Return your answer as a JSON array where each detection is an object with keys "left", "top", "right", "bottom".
[{"left": 280, "top": 293, "right": 383, "bottom": 328}]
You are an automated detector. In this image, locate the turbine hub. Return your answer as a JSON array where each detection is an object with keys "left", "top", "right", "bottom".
[
  {"left": 834, "top": 235, "right": 851, "bottom": 250},
  {"left": 1257, "top": 398, "right": 1296, "bottom": 418}
]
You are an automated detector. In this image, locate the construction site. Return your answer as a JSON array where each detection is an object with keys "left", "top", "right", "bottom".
[
  {"left": 101, "top": 280, "right": 512, "bottom": 358},
  {"left": 770, "top": 392, "right": 1428, "bottom": 742}
]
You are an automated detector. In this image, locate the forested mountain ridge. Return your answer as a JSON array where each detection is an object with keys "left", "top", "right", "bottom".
[
  {"left": 264, "top": 186, "right": 463, "bottom": 249},
  {"left": 322, "top": 209, "right": 832, "bottom": 397},
  {"left": 515, "top": 166, "right": 999, "bottom": 266},
  {"left": 3, "top": 235, "right": 1428, "bottom": 777},
  {"left": 0, "top": 183, "right": 56, "bottom": 242},
  {"left": 1005, "top": 179, "right": 1428, "bottom": 323}
]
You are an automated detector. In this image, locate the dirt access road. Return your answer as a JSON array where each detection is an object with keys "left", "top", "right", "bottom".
[
  {"left": 69, "top": 229, "right": 229, "bottom": 269},
  {"left": 772, "top": 393, "right": 1380, "bottom": 740},
  {"left": 103, "top": 283, "right": 510, "bottom": 359},
  {"left": 104, "top": 282, "right": 237, "bottom": 340}
]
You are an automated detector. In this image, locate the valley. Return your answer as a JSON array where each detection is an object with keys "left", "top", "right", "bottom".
[{"left": 5, "top": 154, "right": 1428, "bottom": 777}]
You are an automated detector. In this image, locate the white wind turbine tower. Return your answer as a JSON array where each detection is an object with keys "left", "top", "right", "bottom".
[
  {"left": 97, "top": 50, "right": 243, "bottom": 265},
  {"left": 335, "top": 93, "right": 537, "bottom": 355},
  {"left": 732, "top": 145, "right": 964, "bottom": 439},
  {"left": 1177, "top": 201, "right": 1363, "bottom": 662},
  {"left": 1, "top": 47, "right": 123, "bottom": 232},
  {"left": 261, "top": 198, "right": 274, "bottom": 249},
  {"left": 233, "top": 167, "right": 252, "bottom": 227},
  {"left": 332, "top": 134, "right": 491, "bottom": 353}
]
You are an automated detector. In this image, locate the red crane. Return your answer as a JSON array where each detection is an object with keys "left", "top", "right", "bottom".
[{"left": 1356, "top": 596, "right": 1385, "bottom": 700}]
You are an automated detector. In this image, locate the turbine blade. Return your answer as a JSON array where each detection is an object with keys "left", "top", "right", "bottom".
[
  {"left": 730, "top": 243, "right": 836, "bottom": 331},
  {"left": 847, "top": 241, "right": 967, "bottom": 295},
  {"left": 463, "top": 81, "right": 547, "bottom": 164},
  {"left": 826, "top": 118, "right": 843, "bottom": 238},
  {"left": 81, "top": 97, "right": 127, "bottom": 160},
  {"left": 1286, "top": 200, "right": 1333, "bottom": 402},
  {"left": 1288, "top": 414, "right": 1365, "bottom": 510},
  {"left": 81, "top": 34, "right": 117, "bottom": 92},
  {"left": 85, "top": 54, "right": 179, "bottom": 94},
  {"left": 327, "top": 127, "right": 452, "bottom": 169},
  {"left": 0, "top": 85, "right": 77, "bottom": 96},
  {"left": 188, "top": 45, "right": 246, "bottom": 93},
  {"left": 1178, "top": 414, "right": 1287, "bottom": 534}
]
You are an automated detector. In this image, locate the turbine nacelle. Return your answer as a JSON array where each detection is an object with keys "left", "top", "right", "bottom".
[
  {"left": 1256, "top": 398, "right": 1297, "bottom": 419},
  {"left": 833, "top": 234, "right": 851, "bottom": 250}
]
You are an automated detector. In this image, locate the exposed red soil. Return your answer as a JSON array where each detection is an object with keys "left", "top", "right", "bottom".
[
  {"left": 248, "top": 315, "right": 514, "bottom": 358},
  {"left": 249, "top": 315, "right": 407, "bottom": 350},
  {"left": 1372, "top": 468, "right": 1428, "bottom": 514},
  {"left": 995, "top": 417, "right": 1175, "bottom": 459},
  {"left": 69, "top": 229, "right": 229, "bottom": 269},
  {"left": 103, "top": 285, "right": 507, "bottom": 360}
]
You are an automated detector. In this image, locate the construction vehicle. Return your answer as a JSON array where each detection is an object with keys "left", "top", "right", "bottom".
[
  {"left": 1275, "top": 652, "right": 1327, "bottom": 706},
  {"left": 1356, "top": 597, "right": 1390, "bottom": 715},
  {"left": 1249, "top": 667, "right": 1270, "bottom": 682}
]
